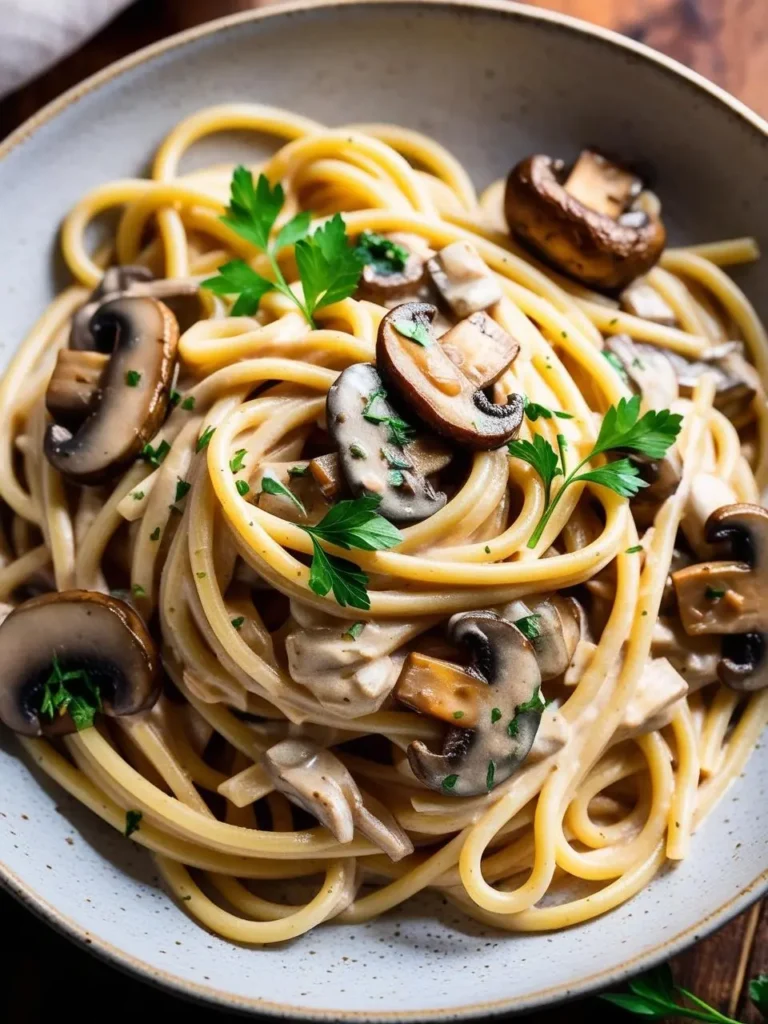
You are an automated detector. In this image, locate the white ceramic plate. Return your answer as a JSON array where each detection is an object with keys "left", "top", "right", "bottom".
[{"left": 1, "top": 2, "right": 767, "bottom": 1019}]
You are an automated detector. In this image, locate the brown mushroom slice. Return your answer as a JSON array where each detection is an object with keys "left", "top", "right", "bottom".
[
  {"left": 499, "top": 595, "right": 584, "bottom": 679},
  {"left": 355, "top": 232, "right": 430, "bottom": 305},
  {"left": 681, "top": 473, "right": 738, "bottom": 558},
  {"left": 310, "top": 437, "right": 452, "bottom": 504},
  {"left": 262, "top": 739, "right": 413, "bottom": 860},
  {"left": 664, "top": 343, "right": 760, "bottom": 425},
  {"left": 426, "top": 241, "right": 502, "bottom": 317},
  {"left": 71, "top": 265, "right": 201, "bottom": 349},
  {"left": 395, "top": 652, "right": 489, "bottom": 728},
  {"left": 629, "top": 449, "right": 683, "bottom": 529},
  {"left": 45, "top": 296, "right": 179, "bottom": 485},
  {"left": 377, "top": 303, "right": 524, "bottom": 451},
  {"left": 604, "top": 334, "right": 679, "bottom": 410},
  {"left": 0, "top": 590, "right": 159, "bottom": 737},
  {"left": 401, "top": 613, "right": 543, "bottom": 796},
  {"left": 326, "top": 362, "right": 446, "bottom": 523},
  {"left": 619, "top": 278, "right": 677, "bottom": 326},
  {"left": 672, "top": 504, "right": 768, "bottom": 693},
  {"left": 504, "top": 151, "right": 666, "bottom": 290},
  {"left": 439, "top": 312, "right": 520, "bottom": 389},
  {"left": 45, "top": 350, "right": 109, "bottom": 429},
  {"left": 651, "top": 616, "right": 720, "bottom": 690}
]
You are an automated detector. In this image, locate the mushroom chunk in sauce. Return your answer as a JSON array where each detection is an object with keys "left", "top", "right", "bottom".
[
  {"left": 396, "top": 612, "right": 544, "bottom": 796},
  {"left": 354, "top": 232, "right": 431, "bottom": 305},
  {"left": 44, "top": 296, "right": 179, "bottom": 485},
  {"left": 377, "top": 302, "right": 524, "bottom": 451},
  {"left": 326, "top": 362, "right": 447, "bottom": 523},
  {"left": 0, "top": 590, "right": 159, "bottom": 737},
  {"left": 504, "top": 149, "right": 666, "bottom": 290},
  {"left": 426, "top": 241, "right": 502, "bottom": 318},
  {"left": 439, "top": 312, "right": 520, "bottom": 390},
  {"left": 671, "top": 503, "right": 768, "bottom": 691},
  {"left": 262, "top": 738, "right": 413, "bottom": 861}
]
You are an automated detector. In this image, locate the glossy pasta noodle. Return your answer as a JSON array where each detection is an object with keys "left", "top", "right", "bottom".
[{"left": 0, "top": 103, "right": 767, "bottom": 944}]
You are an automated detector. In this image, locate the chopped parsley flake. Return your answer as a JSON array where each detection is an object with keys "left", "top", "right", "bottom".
[
  {"left": 705, "top": 585, "right": 726, "bottom": 601},
  {"left": 236, "top": 480, "right": 250, "bottom": 497},
  {"left": 175, "top": 479, "right": 191, "bottom": 503},
  {"left": 231, "top": 616, "right": 245, "bottom": 630},
  {"left": 124, "top": 810, "right": 142, "bottom": 838},
  {"left": 442, "top": 774, "right": 459, "bottom": 791},
  {"left": 125, "top": 370, "right": 141, "bottom": 387},
  {"left": 182, "top": 396, "right": 196, "bottom": 411},
  {"left": 196, "top": 426, "right": 216, "bottom": 453},
  {"left": 342, "top": 621, "right": 365, "bottom": 641}
]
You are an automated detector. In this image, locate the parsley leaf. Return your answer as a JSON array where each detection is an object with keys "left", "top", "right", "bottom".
[
  {"left": 288, "top": 465, "right": 310, "bottom": 478},
  {"left": 124, "top": 810, "right": 142, "bottom": 838},
  {"left": 507, "top": 397, "right": 681, "bottom": 549},
  {"left": 515, "top": 614, "right": 542, "bottom": 640},
  {"left": 261, "top": 473, "right": 307, "bottom": 516},
  {"left": 295, "top": 213, "right": 364, "bottom": 315},
  {"left": 229, "top": 448, "right": 247, "bottom": 474},
  {"left": 141, "top": 439, "right": 171, "bottom": 467},
  {"left": 307, "top": 537, "right": 371, "bottom": 609},
  {"left": 175, "top": 479, "right": 191, "bottom": 503},
  {"left": 393, "top": 319, "right": 432, "bottom": 347},
  {"left": 508, "top": 685, "right": 547, "bottom": 737},
  {"left": 150, "top": 527, "right": 161, "bottom": 541},
  {"left": 38, "top": 654, "right": 102, "bottom": 732},
  {"left": 203, "top": 167, "right": 363, "bottom": 327},
  {"left": 125, "top": 370, "right": 141, "bottom": 387},
  {"left": 354, "top": 231, "right": 409, "bottom": 274},
  {"left": 750, "top": 974, "right": 768, "bottom": 1015},
  {"left": 601, "top": 964, "right": 745, "bottom": 1023},
  {"left": 236, "top": 480, "right": 250, "bottom": 497},
  {"left": 524, "top": 399, "right": 573, "bottom": 422},
  {"left": 486, "top": 760, "right": 496, "bottom": 790},
  {"left": 196, "top": 426, "right": 215, "bottom": 452},
  {"left": 181, "top": 395, "right": 196, "bottom": 411},
  {"left": 342, "top": 621, "right": 365, "bottom": 641},
  {"left": 442, "top": 774, "right": 459, "bottom": 791},
  {"left": 299, "top": 495, "right": 403, "bottom": 610},
  {"left": 705, "top": 585, "right": 726, "bottom": 601},
  {"left": 506, "top": 435, "right": 561, "bottom": 506},
  {"left": 231, "top": 616, "right": 245, "bottom": 630},
  {"left": 201, "top": 259, "right": 274, "bottom": 316},
  {"left": 603, "top": 349, "right": 629, "bottom": 383}
]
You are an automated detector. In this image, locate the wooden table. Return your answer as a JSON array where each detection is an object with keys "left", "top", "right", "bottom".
[{"left": 1, "top": 2, "right": 766, "bottom": 1022}]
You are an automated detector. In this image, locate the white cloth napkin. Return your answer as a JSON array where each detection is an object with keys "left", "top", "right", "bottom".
[{"left": 0, "top": 0, "right": 132, "bottom": 99}]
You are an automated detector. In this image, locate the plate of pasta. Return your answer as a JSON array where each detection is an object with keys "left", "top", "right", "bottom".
[{"left": 0, "top": 0, "right": 766, "bottom": 1019}]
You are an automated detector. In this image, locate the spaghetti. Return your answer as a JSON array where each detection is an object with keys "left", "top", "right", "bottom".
[{"left": 0, "top": 104, "right": 766, "bottom": 943}]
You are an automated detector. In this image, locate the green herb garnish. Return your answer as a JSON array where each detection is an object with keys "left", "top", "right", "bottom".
[
  {"left": 301, "top": 495, "right": 402, "bottom": 610},
  {"left": 150, "top": 527, "right": 161, "bottom": 542},
  {"left": 196, "top": 572, "right": 207, "bottom": 579},
  {"left": 181, "top": 395, "right": 196, "bottom": 411},
  {"left": 626, "top": 545, "right": 643, "bottom": 554},
  {"left": 342, "top": 621, "right": 365, "bottom": 641},
  {"left": 38, "top": 654, "right": 102, "bottom": 732},
  {"left": 175, "top": 479, "right": 191, "bottom": 503},
  {"left": 126, "top": 370, "right": 141, "bottom": 387},
  {"left": 124, "top": 810, "right": 142, "bottom": 838},
  {"left": 132, "top": 584, "right": 146, "bottom": 597},
  {"left": 362, "top": 388, "right": 415, "bottom": 447},
  {"left": 603, "top": 350, "right": 629, "bottom": 383},
  {"left": 202, "top": 167, "right": 363, "bottom": 325},
  {"left": 750, "top": 974, "right": 768, "bottom": 1016},
  {"left": 491, "top": 707, "right": 502, "bottom": 724},
  {"left": 229, "top": 448, "right": 247, "bottom": 474},
  {"left": 601, "top": 963, "right": 753, "bottom": 1022},
  {"left": 524, "top": 398, "right": 573, "bottom": 422},
  {"left": 393, "top": 319, "right": 432, "bottom": 347},
  {"left": 170, "top": 389, "right": 181, "bottom": 407},
  {"left": 236, "top": 480, "right": 250, "bottom": 497},
  {"left": 354, "top": 231, "right": 409, "bottom": 274},
  {"left": 507, "top": 685, "right": 547, "bottom": 737},
  {"left": 442, "top": 774, "right": 459, "bottom": 791},
  {"left": 231, "top": 616, "right": 245, "bottom": 630},
  {"left": 141, "top": 439, "right": 171, "bottom": 467},
  {"left": 486, "top": 760, "right": 496, "bottom": 790},
  {"left": 705, "top": 585, "right": 726, "bottom": 601},
  {"left": 261, "top": 474, "right": 306, "bottom": 515},
  {"left": 132, "top": 491, "right": 145, "bottom": 501},
  {"left": 508, "top": 396, "right": 682, "bottom": 549},
  {"left": 515, "top": 614, "right": 542, "bottom": 641},
  {"left": 196, "top": 426, "right": 215, "bottom": 453},
  {"left": 453, "top": 710, "right": 465, "bottom": 720},
  {"left": 388, "top": 469, "right": 405, "bottom": 487},
  {"left": 349, "top": 443, "right": 367, "bottom": 460},
  {"left": 288, "top": 465, "right": 310, "bottom": 478}
]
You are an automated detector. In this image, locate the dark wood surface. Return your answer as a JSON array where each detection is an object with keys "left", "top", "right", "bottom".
[{"left": 1, "top": 2, "right": 766, "bottom": 1022}]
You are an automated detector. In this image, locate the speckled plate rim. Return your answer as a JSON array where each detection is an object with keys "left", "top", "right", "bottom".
[{"left": 0, "top": 1, "right": 767, "bottom": 1019}]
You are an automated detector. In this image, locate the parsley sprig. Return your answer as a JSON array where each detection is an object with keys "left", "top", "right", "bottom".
[
  {"left": 601, "top": 963, "right": 766, "bottom": 1022},
  {"left": 301, "top": 495, "right": 402, "bottom": 610},
  {"left": 202, "top": 167, "right": 363, "bottom": 326},
  {"left": 38, "top": 654, "right": 102, "bottom": 731},
  {"left": 354, "top": 231, "right": 409, "bottom": 273},
  {"left": 508, "top": 396, "right": 682, "bottom": 549}
]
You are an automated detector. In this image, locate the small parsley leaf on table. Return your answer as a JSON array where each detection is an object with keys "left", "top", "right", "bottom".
[{"left": 600, "top": 963, "right": 744, "bottom": 1022}]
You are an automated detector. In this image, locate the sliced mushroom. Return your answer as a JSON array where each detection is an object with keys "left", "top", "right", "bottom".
[
  {"left": 619, "top": 278, "right": 677, "bottom": 326},
  {"left": 45, "top": 296, "right": 179, "bottom": 485},
  {"left": 377, "top": 303, "right": 524, "bottom": 451},
  {"left": 426, "top": 241, "right": 502, "bottom": 317},
  {"left": 310, "top": 437, "right": 452, "bottom": 504},
  {"left": 439, "top": 312, "right": 520, "bottom": 389},
  {"left": 0, "top": 590, "right": 159, "bottom": 737},
  {"left": 71, "top": 265, "right": 200, "bottom": 350},
  {"left": 398, "top": 612, "right": 543, "bottom": 796},
  {"left": 604, "top": 334, "right": 679, "bottom": 411},
  {"left": 45, "top": 350, "right": 109, "bottom": 429},
  {"left": 498, "top": 595, "right": 584, "bottom": 680},
  {"left": 262, "top": 738, "right": 413, "bottom": 860},
  {"left": 629, "top": 449, "right": 683, "bottom": 529},
  {"left": 671, "top": 503, "right": 768, "bottom": 692},
  {"left": 681, "top": 473, "right": 738, "bottom": 558},
  {"left": 285, "top": 601, "right": 424, "bottom": 716},
  {"left": 505, "top": 150, "right": 666, "bottom": 290},
  {"left": 326, "top": 362, "right": 447, "bottom": 523},
  {"left": 651, "top": 616, "right": 720, "bottom": 690},
  {"left": 355, "top": 232, "right": 430, "bottom": 305},
  {"left": 663, "top": 342, "right": 760, "bottom": 426}
]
